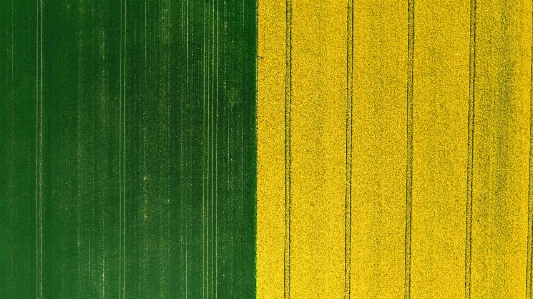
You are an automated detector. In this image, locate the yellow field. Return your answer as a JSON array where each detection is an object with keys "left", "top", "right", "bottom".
[{"left": 257, "top": 0, "right": 533, "bottom": 298}]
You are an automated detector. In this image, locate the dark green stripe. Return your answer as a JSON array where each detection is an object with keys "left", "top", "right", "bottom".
[
  {"left": 0, "top": 1, "right": 38, "bottom": 297},
  {"left": 0, "top": 0, "right": 256, "bottom": 298}
]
